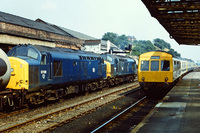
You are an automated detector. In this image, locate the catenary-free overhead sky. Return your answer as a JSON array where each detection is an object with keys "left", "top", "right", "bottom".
[{"left": 0, "top": 0, "right": 200, "bottom": 62}]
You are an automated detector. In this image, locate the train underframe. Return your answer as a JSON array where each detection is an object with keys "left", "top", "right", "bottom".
[
  {"left": 0, "top": 74, "right": 135, "bottom": 111},
  {"left": 139, "top": 82, "right": 172, "bottom": 99}
]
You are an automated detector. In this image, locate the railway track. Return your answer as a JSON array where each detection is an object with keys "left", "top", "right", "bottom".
[
  {"left": 90, "top": 96, "right": 147, "bottom": 133},
  {"left": 0, "top": 82, "right": 140, "bottom": 133},
  {"left": 0, "top": 78, "right": 138, "bottom": 119}
]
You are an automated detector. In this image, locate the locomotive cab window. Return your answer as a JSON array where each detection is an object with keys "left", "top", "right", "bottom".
[
  {"left": 107, "top": 55, "right": 113, "bottom": 62},
  {"left": 53, "top": 61, "right": 63, "bottom": 77},
  {"left": 141, "top": 61, "right": 149, "bottom": 71},
  {"left": 41, "top": 54, "right": 47, "bottom": 65},
  {"left": 161, "top": 60, "right": 170, "bottom": 71},
  {"left": 27, "top": 48, "right": 38, "bottom": 59},
  {"left": 151, "top": 61, "right": 159, "bottom": 71}
]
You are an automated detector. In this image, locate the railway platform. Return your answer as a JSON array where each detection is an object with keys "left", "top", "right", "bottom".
[{"left": 133, "top": 71, "right": 200, "bottom": 133}]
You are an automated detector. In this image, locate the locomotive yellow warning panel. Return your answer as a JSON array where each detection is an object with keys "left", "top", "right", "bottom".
[{"left": 7, "top": 57, "right": 29, "bottom": 90}]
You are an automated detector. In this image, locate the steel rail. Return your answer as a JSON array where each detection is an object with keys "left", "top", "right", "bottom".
[
  {"left": 90, "top": 96, "right": 146, "bottom": 133},
  {"left": 0, "top": 83, "right": 140, "bottom": 133}
]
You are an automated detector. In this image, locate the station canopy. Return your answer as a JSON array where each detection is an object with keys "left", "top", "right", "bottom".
[{"left": 142, "top": 0, "right": 200, "bottom": 45}]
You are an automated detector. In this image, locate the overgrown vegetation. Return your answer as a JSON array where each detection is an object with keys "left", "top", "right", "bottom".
[{"left": 102, "top": 32, "right": 181, "bottom": 57}]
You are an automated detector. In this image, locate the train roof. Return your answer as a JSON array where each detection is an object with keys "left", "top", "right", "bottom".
[
  {"left": 139, "top": 50, "right": 172, "bottom": 57},
  {"left": 101, "top": 53, "right": 135, "bottom": 63},
  {"left": 140, "top": 51, "right": 195, "bottom": 63},
  {"left": 21, "top": 44, "right": 100, "bottom": 56},
  {"left": 8, "top": 44, "right": 103, "bottom": 62}
]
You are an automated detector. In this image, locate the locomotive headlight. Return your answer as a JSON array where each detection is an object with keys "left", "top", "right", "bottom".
[
  {"left": 165, "top": 77, "right": 168, "bottom": 82},
  {"left": 11, "top": 68, "right": 14, "bottom": 72}
]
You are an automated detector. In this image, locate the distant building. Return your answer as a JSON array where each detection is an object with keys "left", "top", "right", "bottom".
[
  {"left": 82, "top": 40, "right": 126, "bottom": 56},
  {"left": 0, "top": 11, "right": 127, "bottom": 56}
]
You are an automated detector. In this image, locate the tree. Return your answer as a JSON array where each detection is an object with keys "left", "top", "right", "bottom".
[
  {"left": 168, "top": 48, "right": 181, "bottom": 57},
  {"left": 153, "top": 38, "right": 171, "bottom": 50},
  {"left": 101, "top": 32, "right": 181, "bottom": 57},
  {"left": 102, "top": 32, "right": 118, "bottom": 46},
  {"left": 131, "top": 40, "right": 156, "bottom": 56},
  {"left": 102, "top": 32, "right": 131, "bottom": 50}
]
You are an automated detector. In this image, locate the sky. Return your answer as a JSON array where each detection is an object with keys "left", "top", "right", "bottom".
[{"left": 0, "top": 0, "right": 200, "bottom": 62}]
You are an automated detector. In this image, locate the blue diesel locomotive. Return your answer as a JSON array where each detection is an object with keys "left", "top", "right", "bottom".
[
  {"left": 0, "top": 44, "right": 136, "bottom": 110},
  {"left": 6, "top": 45, "right": 107, "bottom": 107},
  {"left": 101, "top": 54, "right": 136, "bottom": 86}
]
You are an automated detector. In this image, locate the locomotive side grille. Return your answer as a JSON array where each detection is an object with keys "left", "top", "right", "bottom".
[
  {"left": 124, "top": 63, "right": 128, "bottom": 73},
  {"left": 111, "top": 65, "right": 114, "bottom": 75},
  {"left": 80, "top": 61, "right": 88, "bottom": 76},
  {"left": 119, "top": 63, "right": 121, "bottom": 73},
  {"left": 84, "top": 62, "right": 88, "bottom": 76},
  {"left": 98, "top": 63, "right": 102, "bottom": 75},
  {"left": 29, "top": 66, "right": 39, "bottom": 85}
]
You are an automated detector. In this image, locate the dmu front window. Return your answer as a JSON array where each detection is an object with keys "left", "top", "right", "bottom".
[
  {"left": 151, "top": 61, "right": 159, "bottom": 71},
  {"left": 161, "top": 60, "right": 170, "bottom": 71},
  {"left": 141, "top": 61, "right": 149, "bottom": 71},
  {"left": 53, "top": 61, "right": 63, "bottom": 76}
]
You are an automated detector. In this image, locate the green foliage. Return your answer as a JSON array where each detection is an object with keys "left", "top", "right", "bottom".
[
  {"left": 101, "top": 32, "right": 181, "bottom": 57},
  {"left": 102, "top": 32, "right": 130, "bottom": 50},
  {"left": 131, "top": 40, "right": 156, "bottom": 56},
  {"left": 153, "top": 38, "right": 171, "bottom": 49},
  {"left": 168, "top": 48, "right": 181, "bottom": 57},
  {"left": 102, "top": 32, "right": 118, "bottom": 45}
]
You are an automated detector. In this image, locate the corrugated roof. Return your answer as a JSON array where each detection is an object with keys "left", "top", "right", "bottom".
[
  {"left": 56, "top": 26, "right": 98, "bottom": 40},
  {"left": 36, "top": 18, "right": 98, "bottom": 40},
  {"left": 0, "top": 11, "right": 68, "bottom": 36}
]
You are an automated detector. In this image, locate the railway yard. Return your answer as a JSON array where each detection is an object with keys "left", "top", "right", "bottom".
[
  {"left": 0, "top": 1, "right": 200, "bottom": 133},
  {"left": 0, "top": 79, "right": 169, "bottom": 133},
  {"left": 0, "top": 70, "right": 200, "bottom": 133}
]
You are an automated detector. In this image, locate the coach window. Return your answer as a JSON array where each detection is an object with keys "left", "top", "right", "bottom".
[
  {"left": 177, "top": 61, "right": 180, "bottom": 69},
  {"left": 151, "top": 61, "right": 159, "bottom": 71},
  {"left": 53, "top": 61, "right": 63, "bottom": 77},
  {"left": 141, "top": 61, "right": 149, "bottom": 71},
  {"left": 174, "top": 61, "right": 177, "bottom": 70},
  {"left": 161, "top": 60, "right": 170, "bottom": 71}
]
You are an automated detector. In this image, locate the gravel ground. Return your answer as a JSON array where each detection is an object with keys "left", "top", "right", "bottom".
[
  {"left": 0, "top": 82, "right": 138, "bottom": 132},
  {"left": 50, "top": 89, "right": 146, "bottom": 133}
]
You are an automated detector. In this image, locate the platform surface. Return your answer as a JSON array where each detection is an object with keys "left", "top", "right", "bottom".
[{"left": 134, "top": 72, "right": 200, "bottom": 133}]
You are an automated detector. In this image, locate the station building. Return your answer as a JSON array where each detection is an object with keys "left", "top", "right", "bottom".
[
  {"left": 0, "top": 11, "right": 83, "bottom": 53},
  {"left": 0, "top": 11, "right": 125, "bottom": 56}
]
